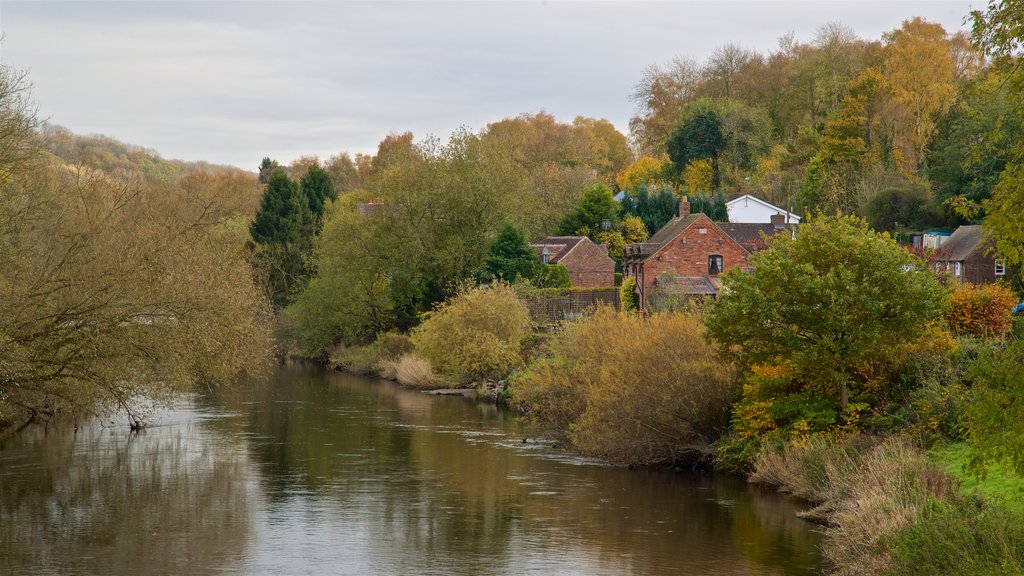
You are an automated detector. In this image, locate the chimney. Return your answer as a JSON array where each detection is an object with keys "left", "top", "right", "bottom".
[
  {"left": 679, "top": 195, "right": 690, "bottom": 218},
  {"left": 771, "top": 213, "right": 785, "bottom": 229}
]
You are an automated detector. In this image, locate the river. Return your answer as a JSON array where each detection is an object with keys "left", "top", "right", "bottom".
[{"left": 0, "top": 364, "right": 823, "bottom": 575}]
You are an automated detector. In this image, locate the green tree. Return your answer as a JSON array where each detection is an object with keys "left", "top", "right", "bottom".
[
  {"left": 558, "top": 183, "right": 619, "bottom": 237},
  {"left": 536, "top": 264, "right": 571, "bottom": 288},
  {"left": 666, "top": 100, "right": 725, "bottom": 181},
  {"left": 970, "top": 1, "right": 1024, "bottom": 268},
  {"left": 620, "top": 183, "right": 679, "bottom": 235},
  {"left": 864, "top": 185, "right": 941, "bottom": 233},
  {"left": 962, "top": 339, "right": 1024, "bottom": 476},
  {"left": 299, "top": 163, "right": 337, "bottom": 220},
  {"left": 258, "top": 156, "right": 279, "bottom": 184},
  {"left": 706, "top": 214, "right": 943, "bottom": 412},
  {"left": 250, "top": 169, "right": 312, "bottom": 308},
  {"left": 483, "top": 222, "right": 540, "bottom": 283}
]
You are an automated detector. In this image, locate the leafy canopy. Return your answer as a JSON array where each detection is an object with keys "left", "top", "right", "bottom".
[{"left": 706, "top": 214, "right": 944, "bottom": 410}]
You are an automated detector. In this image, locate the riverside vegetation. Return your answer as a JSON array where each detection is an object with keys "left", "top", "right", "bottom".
[{"left": 5, "top": 2, "right": 1024, "bottom": 574}]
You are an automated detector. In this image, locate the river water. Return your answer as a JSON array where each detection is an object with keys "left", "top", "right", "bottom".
[{"left": 0, "top": 365, "right": 823, "bottom": 575}]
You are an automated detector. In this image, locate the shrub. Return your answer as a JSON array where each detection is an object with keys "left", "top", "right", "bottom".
[
  {"left": 961, "top": 338, "right": 1024, "bottom": 476},
  {"left": 392, "top": 353, "right": 439, "bottom": 389},
  {"left": 619, "top": 277, "right": 639, "bottom": 312},
  {"left": 330, "top": 331, "right": 413, "bottom": 375},
  {"left": 411, "top": 283, "right": 532, "bottom": 384},
  {"left": 945, "top": 282, "right": 1017, "bottom": 338},
  {"left": 511, "top": 307, "right": 738, "bottom": 465},
  {"left": 883, "top": 497, "right": 1024, "bottom": 576}
]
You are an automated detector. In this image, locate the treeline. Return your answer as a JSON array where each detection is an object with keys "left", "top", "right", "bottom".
[
  {"left": 256, "top": 114, "right": 634, "bottom": 353},
  {"left": 627, "top": 16, "right": 1022, "bottom": 234},
  {"left": 0, "top": 66, "right": 271, "bottom": 430}
]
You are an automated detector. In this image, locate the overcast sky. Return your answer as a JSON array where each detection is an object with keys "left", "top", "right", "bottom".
[{"left": 0, "top": 1, "right": 977, "bottom": 170}]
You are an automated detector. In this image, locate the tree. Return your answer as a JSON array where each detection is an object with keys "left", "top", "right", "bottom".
[
  {"left": 882, "top": 17, "right": 959, "bottom": 173},
  {"left": 257, "top": 157, "right": 279, "bottom": 184},
  {"left": 666, "top": 100, "right": 725, "bottom": 181},
  {"left": 250, "top": 169, "right": 312, "bottom": 308},
  {"left": 706, "top": 214, "right": 943, "bottom": 412},
  {"left": 620, "top": 183, "right": 679, "bottom": 235},
  {"left": 962, "top": 339, "right": 1024, "bottom": 476},
  {"left": 558, "top": 183, "right": 619, "bottom": 237},
  {"left": 483, "top": 222, "right": 540, "bottom": 283},
  {"left": 299, "top": 163, "right": 337, "bottom": 220},
  {"left": 864, "top": 185, "right": 941, "bottom": 233},
  {"left": 536, "top": 264, "right": 571, "bottom": 289},
  {"left": 616, "top": 156, "right": 671, "bottom": 192},
  {"left": 970, "top": 1, "right": 1024, "bottom": 268},
  {"left": 0, "top": 65, "right": 270, "bottom": 425},
  {"left": 621, "top": 214, "right": 649, "bottom": 243}
]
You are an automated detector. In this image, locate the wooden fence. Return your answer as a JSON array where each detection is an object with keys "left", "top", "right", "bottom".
[{"left": 522, "top": 289, "right": 620, "bottom": 326}]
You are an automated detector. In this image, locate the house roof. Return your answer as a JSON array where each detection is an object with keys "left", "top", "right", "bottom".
[
  {"left": 652, "top": 275, "right": 719, "bottom": 296},
  {"left": 725, "top": 194, "right": 801, "bottom": 223},
  {"left": 936, "top": 225, "right": 989, "bottom": 262},
  {"left": 718, "top": 223, "right": 795, "bottom": 252},
  {"left": 628, "top": 214, "right": 753, "bottom": 263},
  {"left": 529, "top": 236, "right": 586, "bottom": 264}
]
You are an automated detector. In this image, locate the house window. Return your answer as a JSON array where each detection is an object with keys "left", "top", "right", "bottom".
[
  {"left": 954, "top": 262, "right": 962, "bottom": 277},
  {"left": 996, "top": 259, "right": 1006, "bottom": 276},
  {"left": 709, "top": 255, "right": 724, "bottom": 275},
  {"left": 541, "top": 248, "right": 550, "bottom": 265}
]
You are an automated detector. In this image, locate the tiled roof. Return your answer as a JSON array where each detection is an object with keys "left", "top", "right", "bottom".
[
  {"left": 936, "top": 225, "right": 989, "bottom": 262},
  {"left": 529, "top": 236, "right": 586, "bottom": 264},
  {"left": 718, "top": 223, "right": 794, "bottom": 252}
]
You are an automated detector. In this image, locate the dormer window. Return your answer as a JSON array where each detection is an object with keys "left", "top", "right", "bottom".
[
  {"left": 996, "top": 259, "right": 1006, "bottom": 276},
  {"left": 541, "top": 247, "right": 550, "bottom": 265},
  {"left": 709, "top": 255, "right": 723, "bottom": 275}
]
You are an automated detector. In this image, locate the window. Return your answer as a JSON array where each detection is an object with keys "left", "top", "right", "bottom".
[
  {"left": 708, "top": 255, "right": 724, "bottom": 275},
  {"left": 954, "top": 262, "right": 962, "bottom": 277},
  {"left": 541, "top": 248, "right": 550, "bottom": 265},
  {"left": 996, "top": 259, "right": 1006, "bottom": 276}
]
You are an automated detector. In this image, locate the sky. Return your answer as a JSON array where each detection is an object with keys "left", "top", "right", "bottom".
[{"left": 0, "top": 1, "right": 978, "bottom": 170}]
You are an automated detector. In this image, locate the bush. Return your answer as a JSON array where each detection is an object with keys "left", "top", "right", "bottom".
[
  {"left": 411, "top": 283, "right": 533, "bottom": 384},
  {"left": 330, "top": 331, "right": 413, "bottom": 375},
  {"left": 391, "top": 353, "right": 440, "bottom": 389},
  {"left": 619, "top": 277, "right": 639, "bottom": 312},
  {"left": 511, "top": 307, "right": 738, "bottom": 465},
  {"left": 884, "top": 496, "right": 1024, "bottom": 576},
  {"left": 945, "top": 282, "right": 1017, "bottom": 338}
]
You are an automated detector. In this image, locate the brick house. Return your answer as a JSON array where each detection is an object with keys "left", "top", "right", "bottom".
[
  {"left": 932, "top": 225, "right": 1007, "bottom": 284},
  {"left": 530, "top": 236, "right": 615, "bottom": 288},
  {"left": 623, "top": 197, "right": 793, "bottom": 309}
]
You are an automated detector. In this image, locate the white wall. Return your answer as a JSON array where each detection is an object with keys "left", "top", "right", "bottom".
[{"left": 726, "top": 196, "right": 800, "bottom": 224}]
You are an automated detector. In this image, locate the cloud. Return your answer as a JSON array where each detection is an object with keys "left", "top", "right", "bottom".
[{"left": 0, "top": 0, "right": 975, "bottom": 169}]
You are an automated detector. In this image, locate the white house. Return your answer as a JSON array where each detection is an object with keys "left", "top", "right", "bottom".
[{"left": 725, "top": 194, "right": 800, "bottom": 224}]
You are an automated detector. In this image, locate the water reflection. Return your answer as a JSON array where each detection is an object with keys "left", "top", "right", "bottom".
[
  {"left": 1, "top": 365, "right": 822, "bottom": 575},
  {"left": 0, "top": 411, "right": 254, "bottom": 575}
]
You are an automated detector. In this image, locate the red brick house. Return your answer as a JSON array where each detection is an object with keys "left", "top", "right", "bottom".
[
  {"left": 530, "top": 236, "right": 615, "bottom": 288},
  {"left": 623, "top": 197, "right": 793, "bottom": 309},
  {"left": 932, "top": 225, "right": 1007, "bottom": 284}
]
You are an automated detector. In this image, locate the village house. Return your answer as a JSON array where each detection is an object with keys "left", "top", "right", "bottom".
[
  {"left": 932, "top": 225, "right": 1007, "bottom": 284},
  {"left": 529, "top": 236, "right": 615, "bottom": 288},
  {"left": 726, "top": 194, "right": 801, "bottom": 224},
  {"left": 623, "top": 197, "right": 793, "bottom": 309}
]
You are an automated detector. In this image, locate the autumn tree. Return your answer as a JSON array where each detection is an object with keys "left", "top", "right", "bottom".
[
  {"left": 970, "top": 1, "right": 1024, "bottom": 269},
  {"left": 0, "top": 65, "right": 270, "bottom": 426},
  {"left": 706, "top": 214, "right": 943, "bottom": 414},
  {"left": 882, "top": 17, "right": 959, "bottom": 173}
]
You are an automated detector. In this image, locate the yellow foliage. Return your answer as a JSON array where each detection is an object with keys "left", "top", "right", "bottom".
[
  {"left": 683, "top": 158, "right": 714, "bottom": 194},
  {"left": 615, "top": 155, "right": 669, "bottom": 192},
  {"left": 411, "top": 283, "right": 532, "bottom": 383},
  {"left": 512, "top": 307, "right": 738, "bottom": 465},
  {"left": 945, "top": 282, "right": 1017, "bottom": 338}
]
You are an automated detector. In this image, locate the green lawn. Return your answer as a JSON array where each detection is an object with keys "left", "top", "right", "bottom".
[{"left": 930, "top": 442, "right": 1024, "bottom": 513}]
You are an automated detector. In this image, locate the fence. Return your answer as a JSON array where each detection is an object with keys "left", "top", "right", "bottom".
[{"left": 522, "top": 289, "right": 620, "bottom": 326}]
